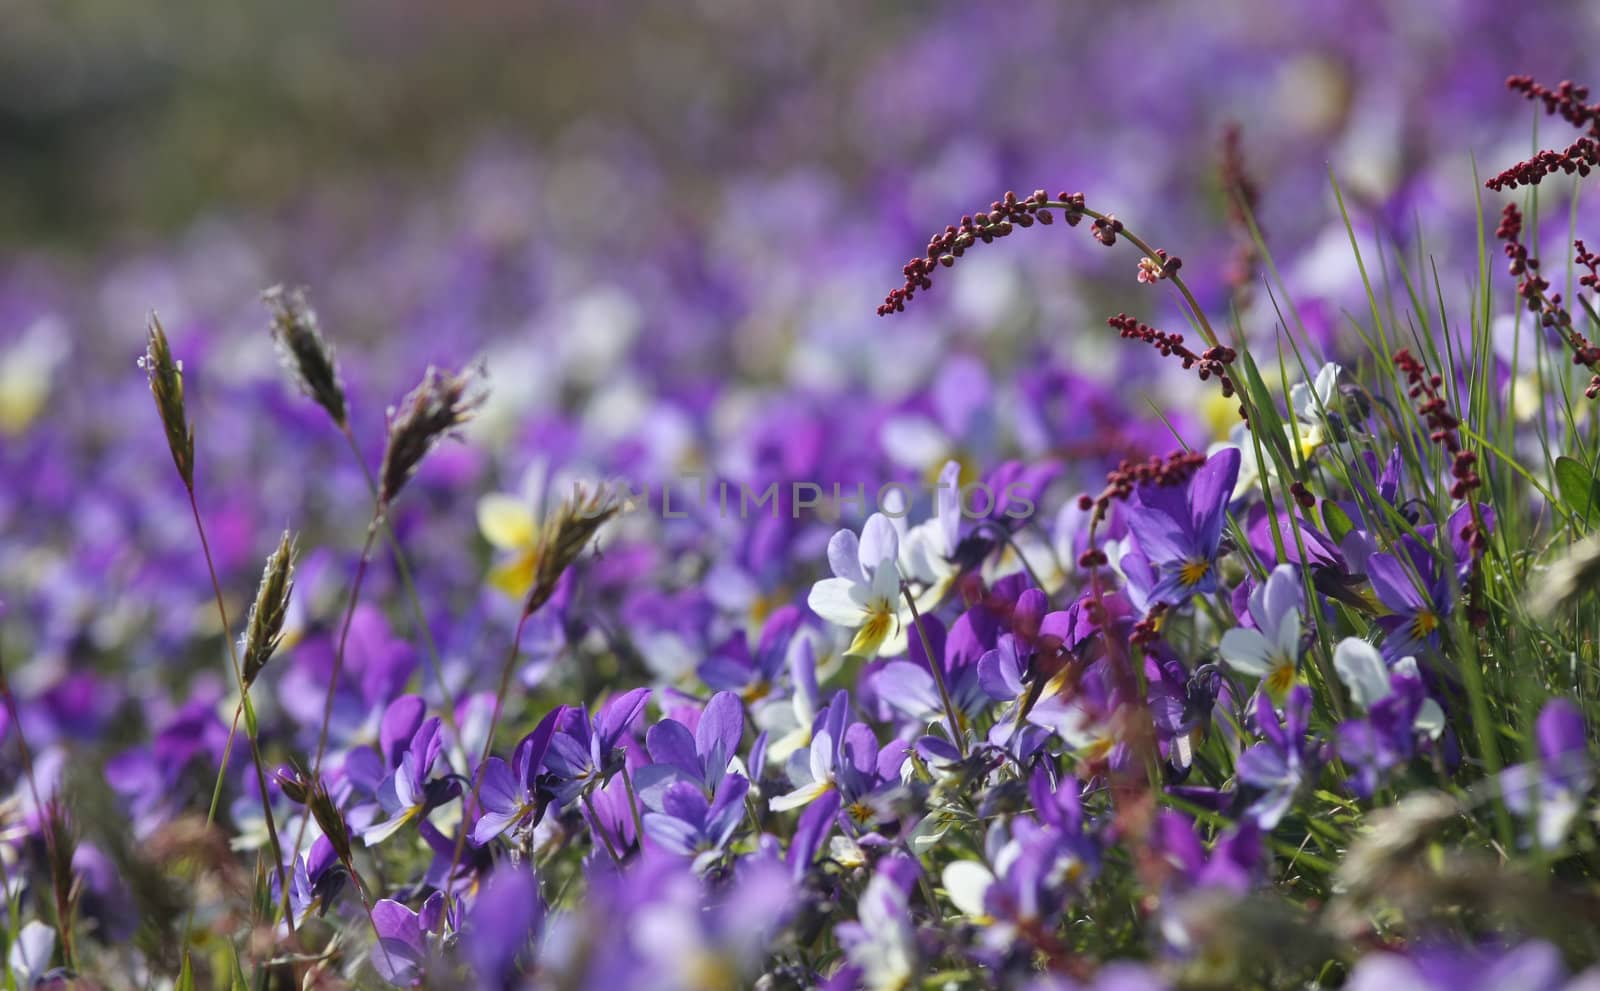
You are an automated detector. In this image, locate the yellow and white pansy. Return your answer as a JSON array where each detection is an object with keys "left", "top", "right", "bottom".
[
  {"left": 897, "top": 460, "right": 964, "bottom": 611},
  {"left": 807, "top": 513, "right": 910, "bottom": 659},
  {"left": 476, "top": 462, "right": 550, "bottom": 600},
  {"left": 1218, "top": 564, "right": 1304, "bottom": 702},
  {"left": 0, "top": 319, "right": 68, "bottom": 436}
]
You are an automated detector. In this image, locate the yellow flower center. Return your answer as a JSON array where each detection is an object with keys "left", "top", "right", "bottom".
[
  {"left": 1178, "top": 558, "right": 1212, "bottom": 587},
  {"left": 847, "top": 601, "right": 898, "bottom": 657},
  {"left": 1410, "top": 609, "right": 1439, "bottom": 639},
  {"left": 1265, "top": 662, "right": 1296, "bottom": 698}
]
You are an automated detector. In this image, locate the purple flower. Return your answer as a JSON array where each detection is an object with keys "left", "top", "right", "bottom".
[
  {"left": 836, "top": 857, "right": 920, "bottom": 991},
  {"left": 642, "top": 773, "right": 750, "bottom": 867},
  {"left": 286, "top": 835, "right": 344, "bottom": 926},
  {"left": 696, "top": 605, "right": 801, "bottom": 699},
  {"left": 1150, "top": 810, "right": 1261, "bottom": 894},
  {"left": 1346, "top": 940, "right": 1576, "bottom": 991},
  {"left": 767, "top": 691, "right": 881, "bottom": 819},
  {"left": 1503, "top": 698, "right": 1593, "bottom": 848},
  {"left": 471, "top": 706, "right": 566, "bottom": 845},
  {"left": 1123, "top": 448, "right": 1240, "bottom": 606},
  {"left": 1332, "top": 638, "right": 1445, "bottom": 797},
  {"left": 633, "top": 690, "right": 745, "bottom": 806},
  {"left": 873, "top": 614, "right": 985, "bottom": 729},
  {"left": 543, "top": 686, "right": 651, "bottom": 805},
  {"left": 465, "top": 864, "right": 544, "bottom": 991},
  {"left": 362, "top": 697, "right": 457, "bottom": 845},
  {"left": 1367, "top": 540, "right": 1451, "bottom": 660},
  {"left": 1236, "top": 685, "right": 1318, "bottom": 828},
  {"left": 371, "top": 894, "right": 445, "bottom": 986}
]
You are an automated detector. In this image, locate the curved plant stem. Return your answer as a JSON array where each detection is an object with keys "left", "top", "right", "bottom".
[
  {"left": 339, "top": 426, "right": 467, "bottom": 766},
  {"left": 901, "top": 585, "right": 968, "bottom": 758},
  {"left": 291, "top": 517, "right": 380, "bottom": 866},
  {"left": 183, "top": 489, "right": 297, "bottom": 956}
]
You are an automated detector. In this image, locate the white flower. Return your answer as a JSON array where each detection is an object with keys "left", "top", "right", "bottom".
[
  {"left": 844, "top": 872, "right": 918, "bottom": 991},
  {"left": 1332, "top": 638, "right": 1445, "bottom": 737},
  {"left": 899, "top": 461, "right": 964, "bottom": 610},
  {"left": 808, "top": 514, "right": 909, "bottom": 658},
  {"left": 1218, "top": 564, "right": 1303, "bottom": 701},
  {"left": 8, "top": 921, "right": 55, "bottom": 989},
  {"left": 942, "top": 860, "right": 995, "bottom": 920}
]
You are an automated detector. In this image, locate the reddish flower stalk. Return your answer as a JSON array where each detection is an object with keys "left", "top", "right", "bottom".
[
  {"left": 1486, "top": 76, "right": 1600, "bottom": 191},
  {"left": 1497, "top": 204, "right": 1600, "bottom": 398},
  {"left": 1219, "top": 123, "right": 1263, "bottom": 300},
  {"left": 1108, "top": 313, "right": 1240, "bottom": 406},
  {"left": 1507, "top": 76, "right": 1600, "bottom": 136},
  {"left": 879, "top": 189, "right": 1183, "bottom": 321},
  {"left": 1392, "top": 350, "right": 1486, "bottom": 553}
]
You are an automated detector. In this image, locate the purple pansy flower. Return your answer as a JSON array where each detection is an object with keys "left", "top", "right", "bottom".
[
  {"left": 1236, "top": 685, "right": 1318, "bottom": 828},
  {"left": 1123, "top": 448, "right": 1240, "bottom": 606},
  {"left": 873, "top": 614, "right": 985, "bottom": 729},
  {"left": 370, "top": 893, "right": 446, "bottom": 986},
  {"left": 362, "top": 697, "right": 458, "bottom": 845},
  {"left": 1367, "top": 540, "right": 1451, "bottom": 660},
  {"left": 1332, "top": 637, "right": 1445, "bottom": 797},
  {"left": 1503, "top": 698, "right": 1593, "bottom": 849},
  {"left": 1151, "top": 810, "right": 1262, "bottom": 894},
  {"left": 543, "top": 687, "right": 652, "bottom": 805},
  {"left": 465, "top": 864, "right": 544, "bottom": 991},
  {"left": 471, "top": 706, "right": 566, "bottom": 845},
  {"left": 642, "top": 773, "right": 750, "bottom": 868},
  {"left": 633, "top": 690, "right": 744, "bottom": 807}
]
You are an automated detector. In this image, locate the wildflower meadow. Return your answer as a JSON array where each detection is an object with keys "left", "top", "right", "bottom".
[{"left": 4, "top": 3, "right": 1600, "bottom": 989}]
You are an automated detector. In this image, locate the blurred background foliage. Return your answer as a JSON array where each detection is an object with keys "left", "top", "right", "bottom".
[{"left": 0, "top": 0, "right": 898, "bottom": 248}]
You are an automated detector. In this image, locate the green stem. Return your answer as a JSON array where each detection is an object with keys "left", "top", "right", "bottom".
[
  {"left": 901, "top": 585, "right": 968, "bottom": 758},
  {"left": 182, "top": 489, "right": 296, "bottom": 961},
  {"left": 339, "top": 426, "right": 467, "bottom": 767},
  {"left": 291, "top": 517, "right": 380, "bottom": 868}
]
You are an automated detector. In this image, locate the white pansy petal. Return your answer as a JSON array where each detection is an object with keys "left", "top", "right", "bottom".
[
  {"left": 942, "top": 861, "right": 994, "bottom": 917},
  {"left": 1315, "top": 362, "right": 1341, "bottom": 402},
  {"left": 808, "top": 578, "right": 866, "bottom": 628},
  {"left": 1275, "top": 609, "right": 1303, "bottom": 659},
  {"left": 828, "top": 529, "right": 866, "bottom": 584},
  {"left": 1218, "top": 628, "right": 1274, "bottom": 676},
  {"left": 476, "top": 494, "right": 538, "bottom": 550},
  {"left": 1414, "top": 698, "right": 1446, "bottom": 739},
  {"left": 768, "top": 780, "right": 833, "bottom": 812},
  {"left": 860, "top": 513, "right": 900, "bottom": 577},
  {"left": 881, "top": 414, "right": 950, "bottom": 470},
  {"left": 1260, "top": 565, "right": 1301, "bottom": 629},
  {"left": 1290, "top": 381, "right": 1314, "bottom": 421},
  {"left": 1333, "top": 637, "right": 1390, "bottom": 710},
  {"left": 8, "top": 921, "right": 55, "bottom": 988}
]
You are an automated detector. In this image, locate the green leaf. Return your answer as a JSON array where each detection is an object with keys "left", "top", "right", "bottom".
[
  {"left": 242, "top": 694, "right": 259, "bottom": 740},
  {"left": 229, "top": 943, "right": 250, "bottom": 991},
  {"left": 1554, "top": 456, "right": 1600, "bottom": 521},
  {"left": 178, "top": 952, "right": 196, "bottom": 991},
  {"left": 1320, "top": 501, "right": 1355, "bottom": 546}
]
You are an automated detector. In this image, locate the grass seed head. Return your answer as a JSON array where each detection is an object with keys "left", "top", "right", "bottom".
[
  {"left": 140, "top": 313, "right": 195, "bottom": 490},
  {"left": 522, "top": 483, "right": 626, "bottom": 618},
  {"left": 378, "top": 362, "right": 487, "bottom": 508},
  {"left": 263, "top": 285, "right": 347, "bottom": 429},
  {"left": 241, "top": 529, "right": 297, "bottom": 690}
]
